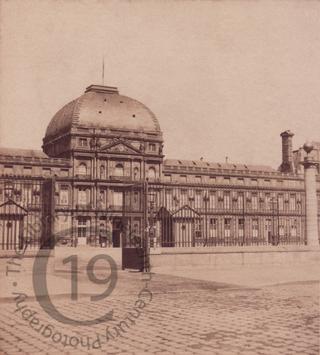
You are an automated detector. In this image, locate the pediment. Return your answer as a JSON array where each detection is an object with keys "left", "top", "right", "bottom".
[
  {"left": 0, "top": 199, "right": 28, "bottom": 216},
  {"left": 172, "top": 205, "right": 200, "bottom": 219},
  {"left": 100, "top": 139, "right": 141, "bottom": 154}
]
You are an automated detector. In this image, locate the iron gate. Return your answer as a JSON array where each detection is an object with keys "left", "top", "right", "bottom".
[
  {"left": 0, "top": 178, "right": 55, "bottom": 250},
  {"left": 121, "top": 182, "right": 146, "bottom": 271}
]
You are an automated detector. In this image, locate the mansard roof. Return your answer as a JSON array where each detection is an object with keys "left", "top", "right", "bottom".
[
  {"left": 0, "top": 147, "right": 48, "bottom": 159},
  {"left": 164, "top": 159, "right": 276, "bottom": 173},
  {"left": 0, "top": 147, "right": 70, "bottom": 166}
]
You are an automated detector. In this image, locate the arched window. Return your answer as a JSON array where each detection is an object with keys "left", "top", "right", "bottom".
[
  {"left": 78, "top": 163, "right": 87, "bottom": 176},
  {"left": 115, "top": 164, "right": 124, "bottom": 176},
  {"left": 148, "top": 167, "right": 156, "bottom": 179}
]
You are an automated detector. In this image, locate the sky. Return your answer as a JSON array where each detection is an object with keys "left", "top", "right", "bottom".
[{"left": 1, "top": 0, "right": 320, "bottom": 168}]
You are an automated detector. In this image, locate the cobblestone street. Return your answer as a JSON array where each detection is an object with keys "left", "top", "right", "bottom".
[{"left": 0, "top": 270, "right": 319, "bottom": 355}]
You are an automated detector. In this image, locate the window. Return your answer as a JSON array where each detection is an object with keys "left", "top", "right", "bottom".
[
  {"left": 209, "top": 192, "right": 216, "bottom": 209},
  {"left": 79, "top": 138, "right": 88, "bottom": 147},
  {"left": 279, "top": 219, "right": 285, "bottom": 237},
  {"left": 252, "top": 219, "right": 259, "bottom": 238},
  {"left": 251, "top": 179, "right": 258, "bottom": 186},
  {"left": 148, "top": 167, "right": 156, "bottom": 179},
  {"left": 237, "top": 178, "right": 244, "bottom": 185},
  {"left": 265, "top": 194, "right": 271, "bottom": 210},
  {"left": 22, "top": 184, "right": 32, "bottom": 204},
  {"left": 195, "top": 190, "right": 202, "bottom": 209},
  {"left": 78, "top": 163, "right": 87, "bottom": 176},
  {"left": 252, "top": 193, "right": 258, "bottom": 210},
  {"left": 209, "top": 218, "right": 217, "bottom": 238},
  {"left": 210, "top": 176, "right": 216, "bottom": 183},
  {"left": 78, "top": 188, "right": 87, "bottom": 205},
  {"left": 113, "top": 191, "right": 123, "bottom": 207},
  {"left": 180, "top": 190, "right": 187, "bottom": 205},
  {"left": 149, "top": 143, "right": 156, "bottom": 152},
  {"left": 265, "top": 219, "right": 272, "bottom": 239},
  {"left": 278, "top": 195, "right": 284, "bottom": 211},
  {"left": 223, "top": 192, "right": 230, "bottom": 209},
  {"left": 289, "top": 194, "right": 296, "bottom": 211},
  {"left": 238, "top": 218, "right": 244, "bottom": 237},
  {"left": 224, "top": 218, "right": 231, "bottom": 237},
  {"left": 164, "top": 174, "right": 172, "bottom": 182},
  {"left": 237, "top": 193, "right": 244, "bottom": 210},
  {"left": 77, "top": 217, "right": 88, "bottom": 238},
  {"left": 60, "top": 187, "right": 69, "bottom": 205},
  {"left": 195, "top": 176, "right": 201, "bottom": 183},
  {"left": 115, "top": 164, "right": 124, "bottom": 177},
  {"left": 165, "top": 189, "right": 173, "bottom": 210}
]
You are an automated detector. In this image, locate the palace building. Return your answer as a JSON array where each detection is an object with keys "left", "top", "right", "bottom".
[{"left": 0, "top": 84, "right": 319, "bottom": 251}]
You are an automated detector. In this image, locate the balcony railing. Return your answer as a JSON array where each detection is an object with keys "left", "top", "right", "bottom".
[
  {"left": 75, "top": 174, "right": 92, "bottom": 180},
  {"left": 76, "top": 203, "right": 93, "bottom": 210},
  {"left": 108, "top": 205, "right": 124, "bottom": 211},
  {"left": 109, "top": 175, "right": 132, "bottom": 182}
]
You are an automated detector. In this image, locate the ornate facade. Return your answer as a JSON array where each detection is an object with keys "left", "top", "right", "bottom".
[{"left": 0, "top": 84, "right": 319, "bottom": 249}]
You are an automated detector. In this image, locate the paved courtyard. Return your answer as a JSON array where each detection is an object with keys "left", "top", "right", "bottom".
[{"left": 0, "top": 267, "right": 319, "bottom": 355}]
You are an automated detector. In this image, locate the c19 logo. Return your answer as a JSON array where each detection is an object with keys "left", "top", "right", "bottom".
[{"left": 32, "top": 232, "right": 117, "bottom": 326}]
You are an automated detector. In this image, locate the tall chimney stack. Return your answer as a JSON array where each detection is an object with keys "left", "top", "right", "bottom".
[{"left": 279, "top": 130, "right": 294, "bottom": 173}]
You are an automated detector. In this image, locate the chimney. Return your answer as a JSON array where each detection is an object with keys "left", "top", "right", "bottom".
[{"left": 279, "top": 130, "right": 294, "bottom": 173}]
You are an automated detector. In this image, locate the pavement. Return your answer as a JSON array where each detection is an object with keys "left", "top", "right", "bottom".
[{"left": 0, "top": 259, "right": 319, "bottom": 354}]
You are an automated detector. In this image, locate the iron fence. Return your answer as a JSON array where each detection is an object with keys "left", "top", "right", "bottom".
[
  {"left": 148, "top": 183, "right": 306, "bottom": 247},
  {"left": 0, "top": 178, "right": 54, "bottom": 250}
]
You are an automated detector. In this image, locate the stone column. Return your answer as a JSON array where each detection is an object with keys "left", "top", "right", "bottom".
[{"left": 303, "top": 155, "right": 319, "bottom": 247}]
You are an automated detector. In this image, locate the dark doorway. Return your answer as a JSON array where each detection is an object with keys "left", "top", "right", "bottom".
[{"left": 112, "top": 218, "right": 122, "bottom": 248}]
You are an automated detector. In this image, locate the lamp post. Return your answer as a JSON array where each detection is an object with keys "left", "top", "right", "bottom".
[
  {"left": 270, "top": 195, "right": 279, "bottom": 245},
  {"left": 302, "top": 142, "right": 319, "bottom": 248},
  {"left": 143, "top": 178, "right": 150, "bottom": 272},
  {"left": 203, "top": 193, "right": 209, "bottom": 246}
]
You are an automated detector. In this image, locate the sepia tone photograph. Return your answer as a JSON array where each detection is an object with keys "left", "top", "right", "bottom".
[{"left": 0, "top": 1, "right": 319, "bottom": 354}]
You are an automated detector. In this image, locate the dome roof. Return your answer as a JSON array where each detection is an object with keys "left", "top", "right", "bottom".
[{"left": 45, "top": 85, "right": 161, "bottom": 138}]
